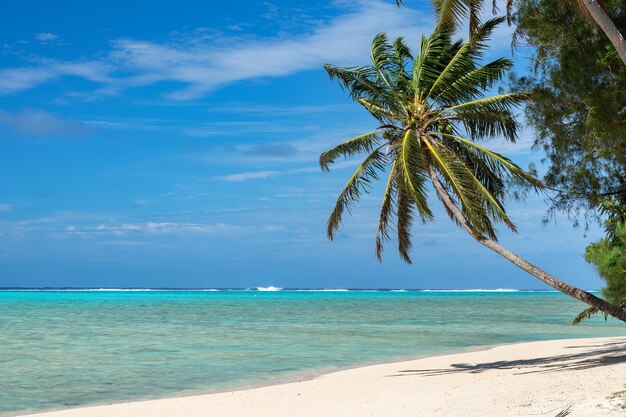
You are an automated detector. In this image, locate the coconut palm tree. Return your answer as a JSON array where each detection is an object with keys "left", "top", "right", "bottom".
[{"left": 319, "top": 18, "right": 626, "bottom": 322}]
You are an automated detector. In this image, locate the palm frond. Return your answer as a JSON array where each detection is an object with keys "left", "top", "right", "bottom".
[
  {"left": 326, "top": 147, "right": 387, "bottom": 240},
  {"left": 324, "top": 64, "right": 394, "bottom": 109},
  {"left": 376, "top": 161, "right": 398, "bottom": 261},
  {"left": 427, "top": 17, "right": 505, "bottom": 101},
  {"left": 445, "top": 92, "right": 527, "bottom": 113},
  {"left": 462, "top": 110, "right": 519, "bottom": 141},
  {"left": 437, "top": 132, "right": 543, "bottom": 188},
  {"left": 397, "top": 130, "right": 433, "bottom": 222},
  {"left": 412, "top": 33, "right": 451, "bottom": 98},
  {"left": 393, "top": 37, "right": 413, "bottom": 65},
  {"left": 432, "top": 57, "right": 512, "bottom": 105},
  {"left": 423, "top": 136, "right": 498, "bottom": 238},
  {"left": 320, "top": 131, "right": 384, "bottom": 172},
  {"left": 370, "top": 33, "right": 410, "bottom": 113},
  {"left": 572, "top": 306, "right": 601, "bottom": 325},
  {"left": 371, "top": 33, "right": 396, "bottom": 72},
  {"left": 434, "top": 0, "right": 474, "bottom": 34},
  {"left": 395, "top": 168, "right": 415, "bottom": 263},
  {"left": 439, "top": 134, "right": 518, "bottom": 232},
  {"left": 444, "top": 92, "right": 528, "bottom": 141},
  {"left": 434, "top": 0, "right": 487, "bottom": 43},
  {"left": 358, "top": 98, "right": 398, "bottom": 122}
]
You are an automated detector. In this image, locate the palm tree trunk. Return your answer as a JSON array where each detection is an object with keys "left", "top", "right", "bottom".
[
  {"left": 581, "top": 0, "right": 626, "bottom": 66},
  {"left": 426, "top": 165, "right": 626, "bottom": 323}
]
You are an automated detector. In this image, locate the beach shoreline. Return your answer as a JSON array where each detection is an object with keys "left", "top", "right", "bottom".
[
  {"left": 13, "top": 336, "right": 626, "bottom": 417},
  {"left": 5, "top": 339, "right": 517, "bottom": 417}
]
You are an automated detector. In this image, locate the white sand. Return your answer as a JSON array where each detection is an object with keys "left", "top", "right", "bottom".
[{"left": 19, "top": 337, "right": 626, "bottom": 417}]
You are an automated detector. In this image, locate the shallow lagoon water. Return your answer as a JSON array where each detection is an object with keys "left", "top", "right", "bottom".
[{"left": 1, "top": 290, "right": 625, "bottom": 415}]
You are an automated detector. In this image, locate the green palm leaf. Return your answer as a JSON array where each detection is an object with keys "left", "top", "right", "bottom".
[
  {"left": 397, "top": 129, "right": 433, "bottom": 222},
  {"left": 376, "top": 161, "right": 398, "bottom": 261},
  {"left": 432, "top": 58, "right": 512, "bottom": 105},
  {"left": 437, "top": 131, "right": 543, "bottom": 188},
  {"left": 426, "top": 17, "right": 504, "bottom": 101},
  {"left": 326, "top": 147, "right": 387, "bottom": 240},
  {"left": 395, "top": 168, "right": 416, "bottom": 263},
  {"left": 319, "top": 131, "right": 383, "bottom": 172}
]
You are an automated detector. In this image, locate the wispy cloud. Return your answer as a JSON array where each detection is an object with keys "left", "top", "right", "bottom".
[
  {"left": 133, "top": 198, "right": 149, "bottom": 206},
  {"left": 0, "top": 203, "right": 11, "bottom": 212},
  {"left": 241, "top": 143, "right": 298, "bottom": 158},
  {"left": 207, "top": 103, "right": 350, "bottom": 116},
  {"left": 0, "top": 108, "right": 91, "bottom": 136},
  {"left": 35, "top": 32, "right": 59, "bottom": 42},
  {"left": 0, "top": 1, "right": 431, "bottom": 100},
  {"left": 109, "top": 0, "right": 429, "bottom": 100},
  {"left": 0, "top": 210, "right": 291, "bottom": 242},
  {"left": 214, "top": 160, "right": 357, "bottom": 182},
  {"left": 0, "top": 68, "right": 59, "bottom": 95},
  {"left": 184, "top": 121, "right": 303, "bottom": 137},
  {"left": 66, "top": 222, "right": 251, "bottom": 236},
  {"left": 217, "top": 170, "right": 279, "bottom": 182}
]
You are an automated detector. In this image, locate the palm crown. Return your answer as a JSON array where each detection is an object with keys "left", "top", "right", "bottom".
[{"left": 320, "top": 17, "right": 542, "bottom": 263}]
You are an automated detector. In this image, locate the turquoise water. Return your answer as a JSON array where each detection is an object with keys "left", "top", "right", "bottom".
[{"left": 1, "top": 290, "right": 625, "bottom": 416}]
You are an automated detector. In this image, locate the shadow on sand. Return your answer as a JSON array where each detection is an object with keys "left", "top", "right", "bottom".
[{"left": 388, "top": 340, "right": 626, "bottom": 377}]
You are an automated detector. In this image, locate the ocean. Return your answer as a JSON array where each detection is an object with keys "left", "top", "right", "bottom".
[{"left": 1, "top": 289, "right": 625, "bottom": 415}]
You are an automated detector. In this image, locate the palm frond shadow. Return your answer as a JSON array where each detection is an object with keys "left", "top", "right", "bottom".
[{"left": 387, "top": 340, "right": 626, "bottom": 377}]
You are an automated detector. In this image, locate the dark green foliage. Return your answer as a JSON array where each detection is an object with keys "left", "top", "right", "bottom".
[
  {"left": 586, "top": 222, "right": 626, "bottom": 303},
  {"left": 511, "top": 0, "right": 626, "bottom": 229},
  {"left": 574, "top": 221, "right": 626, "bottom": 323}
]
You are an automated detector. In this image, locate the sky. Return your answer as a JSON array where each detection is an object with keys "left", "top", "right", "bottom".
[{"left": 0, "top": 0, "right": 606, "bottom": 289}]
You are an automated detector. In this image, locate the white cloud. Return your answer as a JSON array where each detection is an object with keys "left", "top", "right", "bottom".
[
  {"left": 111, "top": 1, "right": 429, "bottom": 100},
  {"left": 121, "top": 223, "right": 142, "bottom": 231},
  {"left": 0, "top": 1, "right": 431, "bottom": 100},
  {"left": 35, "top": 32, "right": 59, "bottom": 42},
  {"left": 214, "top": 160, "right": 358, "bottom": 182},
  {"left": 64, "top": 221, "right": 253, "bottom": 236},
  {"left": 0, "top": 68, "right": 58, "bottom": 95},
  {"left": 0, "top": 108, "right": 90, "bottom": 136},
  {"left": 0, "top": 203, "right": 11, "bottom": 212},
  {"left": 217, "top": 170, "right": 279, "bottom": 182},
  {"left": 144, "top": 222, "right": 248, "bottom": 235},
  {"left": 0, "top": 61, "right": 113, "bottom": 97}
]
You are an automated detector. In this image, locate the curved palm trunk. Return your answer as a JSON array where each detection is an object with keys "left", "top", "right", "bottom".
[
  {"left": 426, "top": 165, "right": 626, "bottom": 323},
  {"left": 582, "top": 0, "right": 626, "bottom": 66}
]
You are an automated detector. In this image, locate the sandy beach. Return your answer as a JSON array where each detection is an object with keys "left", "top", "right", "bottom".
[{"left": 16, "top": 336, "right": 626, "bottom": 417}]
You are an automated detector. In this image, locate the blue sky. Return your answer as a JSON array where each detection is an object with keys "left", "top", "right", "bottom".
[{"left": 0, "top": 0, "right": 605, "bottom": 289}]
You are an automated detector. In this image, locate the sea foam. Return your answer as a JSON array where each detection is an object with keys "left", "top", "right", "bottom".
[{"left": 256, "top": 286, "right": 283, "bottom": 292}]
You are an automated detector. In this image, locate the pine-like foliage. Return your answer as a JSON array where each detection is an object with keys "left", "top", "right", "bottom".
[
  {"left": 512, "top": 0, "right": 626, "bottom": 229},
  {"left": 320, "top": 19, "right": 542, "bottom": 263},
  {"left": 574, "top": 221, "right": 626, "bottom": 324}
]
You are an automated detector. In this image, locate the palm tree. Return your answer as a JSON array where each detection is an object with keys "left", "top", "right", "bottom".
[{"left": 319, "top": 18, "right": 626, "bottom": 322}]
